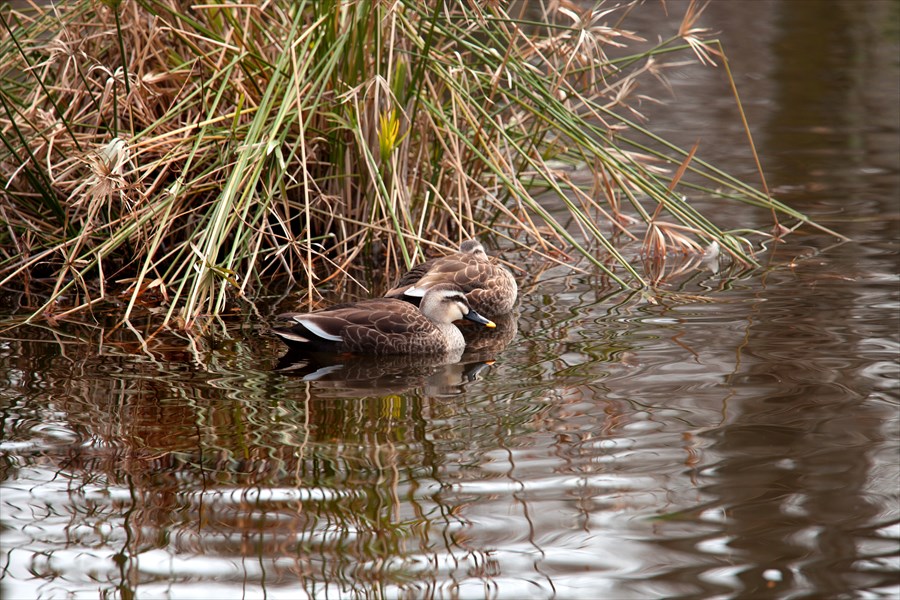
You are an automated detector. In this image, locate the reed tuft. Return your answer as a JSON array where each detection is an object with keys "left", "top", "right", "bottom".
[{"left": 0, "top": 0, "right": 832, "bottom": 328}]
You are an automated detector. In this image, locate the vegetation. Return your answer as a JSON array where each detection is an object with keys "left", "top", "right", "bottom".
[{"left": 0, "top": 0, "right": 835, "bottom": 329}]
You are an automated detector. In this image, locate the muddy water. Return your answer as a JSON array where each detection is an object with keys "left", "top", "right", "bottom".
[{"left": 1, "top": 1, "right": 898, "bottom": 598}]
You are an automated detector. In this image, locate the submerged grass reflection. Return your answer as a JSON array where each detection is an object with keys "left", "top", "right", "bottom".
[
  {"left": 3, "top": 225, "right": 895, "bottom": 598},
  {"left": 0, "top": 306, "right": 564, "bottom": 596}
]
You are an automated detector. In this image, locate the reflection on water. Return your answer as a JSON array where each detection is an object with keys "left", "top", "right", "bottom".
[
  {"left": 275, "top": 350, "right": 493, "bottom": 396},
  {"left": 2, "top": 233, "right": 896, "bottom": 598},
  {"left": 1, "top": 0, "right": 898, "bottom": 598},
  {"left": 273, "top": 310, "right": 519, "bottom": 398}
]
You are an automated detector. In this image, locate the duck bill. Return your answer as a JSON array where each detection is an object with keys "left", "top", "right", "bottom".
[{"left": 464, "top": 308, "right": 496, "bottom": 328}]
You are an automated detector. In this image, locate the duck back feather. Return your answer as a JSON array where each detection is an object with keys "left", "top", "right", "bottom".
[{"left": 386, "top": 240, "right": 517, "bottom": 316}]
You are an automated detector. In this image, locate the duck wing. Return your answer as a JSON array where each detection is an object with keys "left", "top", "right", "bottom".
[
  {"left": 387, "top": 254, "right": 485, "bottom": 297},
  {"left": 273, "top": 299, "right": 432, "bottom": 352},
  {"left": 386, "top": 256, "right": 443, "bottom": 294}
]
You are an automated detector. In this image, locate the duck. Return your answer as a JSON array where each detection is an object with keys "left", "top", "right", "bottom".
[
  {"left": 385, "top": 240, "right": 518, "bottom": 317},
  {"left": 271, "top": 283, "right": 496, "bottom": 355}
]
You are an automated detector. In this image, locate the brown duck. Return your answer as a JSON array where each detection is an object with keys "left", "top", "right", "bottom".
[
  {"left": 385, "top": 240, "right": 518, "bottom": 316},
  {"left": 271, "top": 284, "right": 495, "bottom": 354}
]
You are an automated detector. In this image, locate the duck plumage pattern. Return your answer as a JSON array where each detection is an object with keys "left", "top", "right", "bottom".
[
  {"left": 385, "top": 240, "right": 517, "bottom": 317},
  {"left": 271, "top": 284, "right": 495, "bottom": 355}
]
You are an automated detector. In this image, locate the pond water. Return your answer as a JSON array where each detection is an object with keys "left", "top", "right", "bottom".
[{"left": 1, "top": 1, "right": 898, "bottom": 599}]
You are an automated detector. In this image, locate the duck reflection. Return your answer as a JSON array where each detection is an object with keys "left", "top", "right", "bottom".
[
  {"left": 275, "top": 349, "right": 487, "bottom": 396},
  {"left": 458, "top": 309, "right": 518, "bottom": 353},
  {"left": 274, "top": 310, "right": 518, "bottom": 396}
]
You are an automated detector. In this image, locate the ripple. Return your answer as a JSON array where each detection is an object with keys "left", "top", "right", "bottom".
[
  {"left": 450, "top": 474, "right": 658, "bottom": 496},
  {"left": 136, "top": 548, "right": 245, "bottom": 579},
  {"left": 186, "top": 486, "right": 362, "bottom": 505}
]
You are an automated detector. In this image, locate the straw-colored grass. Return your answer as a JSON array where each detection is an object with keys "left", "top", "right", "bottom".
[{"left": 0, "top": 0, "right": 836, "bottom": 329}]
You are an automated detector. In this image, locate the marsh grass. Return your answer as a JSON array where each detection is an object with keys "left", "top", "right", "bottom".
[{"left": 0, "top": 0, "right": 837, "bottom": 330}]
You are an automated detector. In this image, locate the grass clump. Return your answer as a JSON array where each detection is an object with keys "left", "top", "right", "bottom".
[{"left": 0, "top": 0, "right": 833, "bottom": 329}]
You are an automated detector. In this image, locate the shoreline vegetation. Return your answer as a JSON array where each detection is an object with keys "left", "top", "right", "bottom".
[{"left": 0, "top": 0, "right": 836, "bottom": 332}]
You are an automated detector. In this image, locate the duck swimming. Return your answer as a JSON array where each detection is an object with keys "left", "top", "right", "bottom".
[{"left": 271, "top": 283, "right": 495, "bottom": 355}]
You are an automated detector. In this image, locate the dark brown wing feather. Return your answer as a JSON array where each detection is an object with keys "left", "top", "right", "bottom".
[
  {"left": 390, "top": 257, "right": 442, "bottom": 290},
  {"left": 386, "top": 251, "right": 485, "bottom": 297},
  {"left": 271, "top": 298, "right": 436, "bottom": 353},
  {"left": 385, "top": 250, "right": 517, "bottom": 316}
]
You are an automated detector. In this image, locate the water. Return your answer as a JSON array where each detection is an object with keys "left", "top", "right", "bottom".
[{"left": 1, "top": 1, "right": 898, "bottom": 598}]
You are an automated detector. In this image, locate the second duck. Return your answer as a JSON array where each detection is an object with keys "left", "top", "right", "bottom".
[{"left": 385, "top": 240, "right": 517, "bottom": 317}]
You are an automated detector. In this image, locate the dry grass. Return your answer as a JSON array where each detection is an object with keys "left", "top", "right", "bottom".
[{"left": 0, "top": 0, "right": 833, "bottom": 330}]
